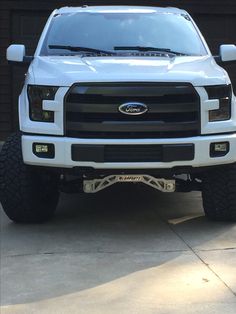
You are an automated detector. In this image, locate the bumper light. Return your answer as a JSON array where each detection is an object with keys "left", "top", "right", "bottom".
[
  {"left": 33, "top": 143, "right": 55, "bottom": 159},
  {"left": 210, "top": 142, "right": 229, "bottom": 157},
  {"left": 28, "top": 85, "right": 59, "bottom": 122}
]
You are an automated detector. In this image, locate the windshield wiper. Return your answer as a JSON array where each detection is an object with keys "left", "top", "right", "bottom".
[
  {"left": 113, "top": 46, "right": 188, "bottom": 56},
  {"left": 48, "top": 45, "right": 189, "bottom": 56},
  {"left": 48, "top": 45, "right": 117, "bottom": 55}
]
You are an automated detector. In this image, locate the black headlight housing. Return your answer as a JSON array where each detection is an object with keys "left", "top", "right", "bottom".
[
  {"left": 28, "top": 85, "right": 59, "bottom": 122},
  {"left": 205, "top": 85, "right": 232, "bottom": 122}
]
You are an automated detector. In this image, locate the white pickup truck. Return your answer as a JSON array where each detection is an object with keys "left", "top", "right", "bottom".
[{"left": 1, "top": 6, "right": 236, "bottom": 223}]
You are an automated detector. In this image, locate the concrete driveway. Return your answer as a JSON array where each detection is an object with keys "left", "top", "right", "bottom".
[{"left": 1, "top": 185, "right": 236, "bottom": 314}]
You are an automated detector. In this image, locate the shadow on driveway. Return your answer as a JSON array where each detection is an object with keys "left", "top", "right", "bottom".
[{"left": 1, "top": 184, "right": 236, "bottom": 312}]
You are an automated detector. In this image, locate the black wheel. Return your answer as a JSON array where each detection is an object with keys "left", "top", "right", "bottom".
[
  {"left": 201, "top": 164, "right": 236, "bottom": 221},
  {"left": 0, "top": 133, "right": 60, "bottom": 223}
]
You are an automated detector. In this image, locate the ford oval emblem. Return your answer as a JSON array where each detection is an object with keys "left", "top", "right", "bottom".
[{"left": 119, "top": 102, "right": 148, "bottom": 115}]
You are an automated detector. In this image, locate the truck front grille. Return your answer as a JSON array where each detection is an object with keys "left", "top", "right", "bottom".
[{"left": 65, "top": 83, "right": 200, "bottom": 139}]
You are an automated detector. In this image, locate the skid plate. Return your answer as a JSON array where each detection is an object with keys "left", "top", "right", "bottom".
[{"left": 83, "top": 175, "right": 175, "bottom": 193}]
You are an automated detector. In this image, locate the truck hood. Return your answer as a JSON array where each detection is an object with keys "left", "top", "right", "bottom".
[{"left": 30, "top": 55, "right": 229, "bottom": 86}]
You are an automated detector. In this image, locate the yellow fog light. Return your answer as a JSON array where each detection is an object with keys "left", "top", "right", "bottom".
[
  {"left": 35, "top": 144, "right": 49, "bottom": 153},
  {"left": 210, "top": 142, "right": 229, "bottom": 157},
  {"left": 33, "top": 143, "right": 55, "bottom": 159}
]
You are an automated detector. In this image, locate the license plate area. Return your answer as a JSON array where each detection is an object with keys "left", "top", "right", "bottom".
[{"left": 117, "top": 175, "right": 143, "bottom": 182}]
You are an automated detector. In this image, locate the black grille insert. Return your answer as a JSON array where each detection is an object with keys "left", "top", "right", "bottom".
[
  {"left": 104, "top": 145, "right": 163, "bottom": 162},
  {"left": 71, "top": 144, "right": 195, "bottom": 163},
  {"left": 65, "top": 83, "right": 200, "bottom": 139}
]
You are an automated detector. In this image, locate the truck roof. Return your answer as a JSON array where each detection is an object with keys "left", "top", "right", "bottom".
[{"left": 56, "top": 6, "right": 187, "bottom": 15}]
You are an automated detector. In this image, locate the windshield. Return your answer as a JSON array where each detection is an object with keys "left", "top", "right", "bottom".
[{"left": 40, "top": 12, "right": 207, "bottom": 56}]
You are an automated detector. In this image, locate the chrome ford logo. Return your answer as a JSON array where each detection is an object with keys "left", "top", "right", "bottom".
[{"left": 119, "top": 102, "right": 148, "bottom": 115}]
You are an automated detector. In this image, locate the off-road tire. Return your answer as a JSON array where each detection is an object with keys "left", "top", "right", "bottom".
[
  {"left": 202, "top": 164, "right": 236, "bottom": 221},
  {"left": 0, "top": 133, "right": 59, "bottom": 223}
]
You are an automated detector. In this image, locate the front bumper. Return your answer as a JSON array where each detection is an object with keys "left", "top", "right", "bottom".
[{"left": 22, "top": 133, "right": 236, "bottom": 169}]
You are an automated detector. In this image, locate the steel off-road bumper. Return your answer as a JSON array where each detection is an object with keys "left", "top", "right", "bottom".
[{"left": 22, "top": 133, "right": 236, "bottom": 169}]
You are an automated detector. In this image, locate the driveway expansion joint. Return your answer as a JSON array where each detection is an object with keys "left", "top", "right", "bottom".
[{"left": 164, "top": 219, "right": 236, "bottom": 298}]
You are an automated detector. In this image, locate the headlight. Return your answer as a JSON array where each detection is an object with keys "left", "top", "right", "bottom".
[
  {"left": 27, "top": 85, "right": 59, "bottom": 122},
  {"left": 205, "top": 85, "right": 232, "bottom": 122}
]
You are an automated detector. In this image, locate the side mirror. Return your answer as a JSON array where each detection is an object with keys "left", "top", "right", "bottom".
[
  {"left": 7, "top": 44, "right": 25, "bottom": 62},
  {"left": 220, "top": 44, "right": 236, "bottom": 62},
  {"left": 6, "top": 44, "right": 33, "bottom": 64}
]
